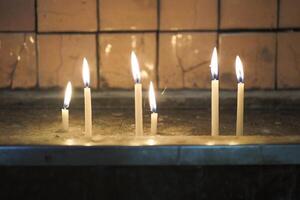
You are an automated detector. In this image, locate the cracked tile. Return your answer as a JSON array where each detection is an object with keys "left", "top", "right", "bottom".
[
  {"left": 160, "top": 0, "right": 217, "bottom": 30},
  {"left": 38, "top": 0, "right": 97, "bottom": 32},
  {"left": 0, "top": 0, "right": 35, "bottom": 31},
  {"left": 219, "top": 33, "right": 276, "bottom": 89},
  {"left": 0, "top": 33, "right": 37, "bottom": 88},
  {"left": 99, "top": 33, "right": 156, "bottom": 89},
  {"left": 159, "top": 33, "right": 216, "bottom": 89},
  {"left": 99, "top": 0, "right": 157, "bottom": 30},
  {"left": 278, "top": 33, "right": 300, "bottom": 88},
  {"left": 221, "top": 0, "right": 277, "bottom": 29},
  {"left": 38, "top": 34, "right": 97, "bottom": 88},
  {"left": 279, "top": 0, "right": 300, "bottom": 28}
]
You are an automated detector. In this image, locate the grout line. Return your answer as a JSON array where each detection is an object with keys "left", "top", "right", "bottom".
[
  {"left": 155, "top": 0, "right": 160, "bottom": 88},
  {"left": 2, "top": 28, "right": 300, "bottom": 35}
]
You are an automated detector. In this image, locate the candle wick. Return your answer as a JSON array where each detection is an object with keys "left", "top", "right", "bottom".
[
  {"left": 63, "top": 104, "right": 68, "bottom": 109},
  {"left": 211, "top": 73, "right": 219, "bottom": 81},
  {"left": 151, "top": 108, "right": 157, "bottom": 113},
  {"left": 136, "top": 78, "right": 141, "bottom": 84},
  {"left": 238, "top": 77, "right": 244, "bottom": 83}
]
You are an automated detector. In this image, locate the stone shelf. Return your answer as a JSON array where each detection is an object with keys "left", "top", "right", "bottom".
[{"left": 0, "top": 90, "right": 300, "bottom": 166}]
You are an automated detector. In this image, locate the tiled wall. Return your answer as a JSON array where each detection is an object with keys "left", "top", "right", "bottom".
[{"left": 0, "top": 0, "right": 299, "bottom": 90}]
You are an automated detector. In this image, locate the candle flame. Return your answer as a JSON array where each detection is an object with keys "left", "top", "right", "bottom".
[
  {"left": 82, "top": 57, "right": 90, "bottom": 87},
  {"left": 149, "top": 81, "right": 157, "bottom": 112},
  {"left": 63, "top": 81, "right": 72, "bottom": 109},
  {"left": 210, "top": 47, "right": 218, "bottom": 80},
  {"left": 131, "top": 51, "right": 141, "bottom": 83},
  {"left": 235, "top": 56, "right": 244, "bottom": 83}
]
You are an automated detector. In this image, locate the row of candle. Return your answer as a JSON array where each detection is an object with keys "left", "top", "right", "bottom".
[
  {"left": 61, "top": 47, "right": 245, "bottom": 137},
  {"left": 210, "top": 48, "right": 244, "bottom": 136}
]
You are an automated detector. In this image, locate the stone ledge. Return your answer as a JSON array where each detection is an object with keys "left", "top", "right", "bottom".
[{"left": 1, "top": 136, "right": 300, "bottom": 166}]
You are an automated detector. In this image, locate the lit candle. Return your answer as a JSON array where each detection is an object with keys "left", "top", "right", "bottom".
[
  {"left": 131, "top": 52, "right": 143, "bottom": 136},
  {"left": 82, "top": 58, "right": 92, "bottom": 137},
  {"left": 149, "top": 81, "right": 158, "bottom": 135},
  {"left": 62, "top": 81, "right": 72, "bottom": 131},
  {"left": 235, "top": 56, "right": 245, "bottom": 136},
  {"left": 210, "top": 47, "right": 219, "bottom": 136}
]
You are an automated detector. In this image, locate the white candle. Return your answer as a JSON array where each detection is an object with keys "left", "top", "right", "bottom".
[
  {"left": 151, "top": 113, "right": 158, "bottom": 135},
  {"left": 82, "top": 58, "right": 92, "bottom": 137},
  {"left": 149, "top": 81, "right": 158, "bottom": 135},
  {"left": 131, "top": 52, "right": 143, "bottom": 136},
  {"left": 235, "top": 56, "right": 245, "bottom": 136},
  {"left": 210, "top": 47, "right": 219, "bottom": 136},
  {"left": 62, "top": 82, "right": 72, "bottom": 131}
]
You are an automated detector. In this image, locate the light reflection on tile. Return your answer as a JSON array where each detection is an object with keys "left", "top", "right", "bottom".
[
  {"left": 99, "top": 33, "right": 156, "bottom": 89},
  {"left": 38, "top": 34, "right": 97, "bottom": 88},
  {"left": 159, "top": 33, "right": 217, "bottom": 89},
  {"left": 0, "top": 33, "right": 37, "bottom": 88}
]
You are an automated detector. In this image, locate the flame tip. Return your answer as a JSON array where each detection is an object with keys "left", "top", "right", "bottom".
[
  {"left": 63, "top": 81, "right": 72, "bottom": 108},
  {"left": 131, "top": 51, "right": 141, "bottom": 83},
  {"left": 210, "top": 47, "right": 218, "bottom": 80},
  {"left": 235, "top": 55, "right": 244, "bottom": 83},
  {"left": 82, "top": 58, "right": 90, "bottom": 86},
  {"left": 149, "top": 81, "right": 157, "bottom": 112}
]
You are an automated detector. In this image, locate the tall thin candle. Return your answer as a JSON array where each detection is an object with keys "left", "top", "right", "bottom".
[
  {"left": 210, "top": 47, "right": 219, "bottom": 136},
  {"left": 62, "top": 81, "right": 72, "bottom": 131},
  {"left": 149, "top": 81, "right": 158, "bottom": 135},
  {"left": 82, "top": 58, "right": 92, "bottom": 137},
  {"left": 235, "top": 56, "right": 245, "bottom": 136},
  {"left": 131, "top": 52, "right": 143, "bottom": 136}
]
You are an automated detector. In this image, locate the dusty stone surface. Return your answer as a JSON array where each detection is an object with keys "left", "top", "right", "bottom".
[
  {"left": 38, "top": 0, "right": 97, "bottom": 32},
  {"left": 160, "top": 0, "right": 217, "bottom": 30},
  {"left": 38, "top": 34, "right": 97, "bottom": 88},
  {"left": 99, "top": 0, "right": 157, "bottom": 30},
  {"left": 1, "top": 106, "right": 300, "bottom": 139},
  {"left": 220, "top": 0, "right": 277, "bottom": 29},
  {"left": 0, "top": 33, "right": 37, "bottom": 89},
  {"left": 278, "top": 32, "right": 300, "bottom": 88},
  {"left": 1, "top": 91, "right": 300, "bottom": 145},
  {"left": 159, "top": 33, "right": 216, "bottom": 89},
  {"left": 219, "top": 33, "right": 276, "bottom": 89},
  {"left": 99, "top": 33, "right": 156, "bottom": 89}
]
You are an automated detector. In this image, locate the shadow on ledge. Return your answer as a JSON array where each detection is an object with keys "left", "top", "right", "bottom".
[{"left": 0, "top": 166, "right": 299, "bottom": 200}]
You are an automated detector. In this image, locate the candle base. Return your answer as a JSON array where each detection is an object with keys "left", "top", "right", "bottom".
[
  {"left": 151, "top": 112, "right": 158, "bottom": 135},
  {"left": 84, "top": 87, "right": 92, "bottom": 137},
  {"left": 135, "top": 83, "right": 143, "bottom": 136},
  {"left": 236, "top": 83, "right": 244, "bottom": 136},
  {"left": 61, "top": 108, "right": 69, "bottom": 132},
  {"left": 211, "top": 80, "right": 219, "bottom": 136}
]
